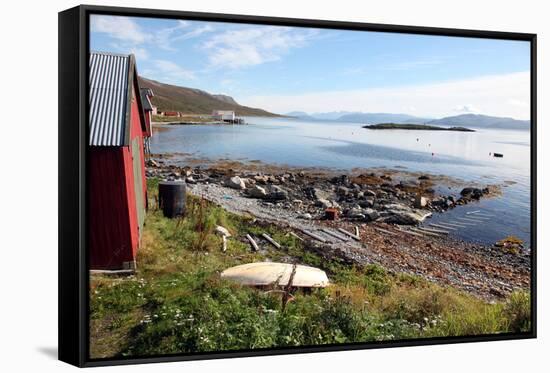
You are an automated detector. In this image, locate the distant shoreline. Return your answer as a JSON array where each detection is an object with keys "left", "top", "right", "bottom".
[{"left": 363, "top": 123, "right": 475, "bottom": 132}]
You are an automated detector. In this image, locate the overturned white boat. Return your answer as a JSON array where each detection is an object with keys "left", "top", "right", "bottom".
[{"left": 221, "top": 262, "right": 330, "bottom": 288}]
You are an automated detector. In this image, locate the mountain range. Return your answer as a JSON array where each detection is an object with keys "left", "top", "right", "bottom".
[
  {"left": 428, "top": 114, "right": 529, "bottom": 130},
  {"left": 286, "top": 111, "right": 529, "bottom": 130},
  {"left": 137, "top": 77, "right": 528, "bottom": 130},
  {"left": 138, "top": 76, "right": 279, "bottom": 117}
]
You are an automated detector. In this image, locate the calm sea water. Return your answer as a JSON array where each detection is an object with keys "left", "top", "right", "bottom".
[{"left": 150, "top": 117, "right": 531, "bottom": 246}]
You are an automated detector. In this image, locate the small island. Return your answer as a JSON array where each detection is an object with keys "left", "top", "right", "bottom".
[{"left": 363, "top": 123, "right": 475, "bottom": 132}]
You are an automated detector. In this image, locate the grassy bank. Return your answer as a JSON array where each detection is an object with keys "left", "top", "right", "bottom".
[{"left": 89, "top": 178, "right": 530, "bottom": 359}]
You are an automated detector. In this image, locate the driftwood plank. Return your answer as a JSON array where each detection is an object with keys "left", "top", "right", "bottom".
[
  {"left": 373, "top": 226, "right": 398, "bottom": 236},
  {"left": 261, "top": 233, "right": 281, "bottom": 249},
  {"left": 418, "top": 226, "right": 449, "bottom": 234},
  {"left": 222, "top": 235, "right": 227, "bottom": 252},
  {"left": 397, "top": 228, "right": 424, "bottom": 237},
  {"left": 288, "top": 231, "right": 304, "bottom": 242},
  {"left": 337, "top": 228, "right": 361, "bottom": 241},
  {"left": 246, "top": 234, "right": 260, "bottom": 251},
  {"left": 299, "top": 229, "right": 327, "bottom": 243},
  {"left": 410, "top": 227, "right": 441, "bottom": 237},
  {"left": 320, "top": 228, "right": 349, "bottom": 241}
]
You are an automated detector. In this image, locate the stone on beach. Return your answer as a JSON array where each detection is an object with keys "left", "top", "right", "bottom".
[
  {"left": 247, "top": 185, "right": 267, "bottom": 198},
  {"left": 315, "top": 198, "right": 333, "bottom": 209},
  {"left": 266, "top": 185, "right": 288, "bottom": 201},
  {"left": 383, "top": 203, "right": 432, "bottom": 225},
  {"left": 226, "top": 176, "right": 246, "bottom": 190},
  {"left": 414, "top": 195, "right": 428, "bottom": 208}
]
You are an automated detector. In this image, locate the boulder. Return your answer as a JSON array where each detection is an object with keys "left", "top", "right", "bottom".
[
  {"left": 266, "top": 185, "right": 288, "bottom": 201},
  {"left": 226, "top": 176, "right": 246, "bottom": 190},
  {"left": 414, "top": 195, "right": 428, "bottom": 208},
  {"left": 253, "top": 175, "right": 269, "bottom": 184},
  {"left": 346, "top": 208, "right": 366, "bottom": 220},
  {"left": 364, "top": 189, "right": 377, "bottom": 197},
  {"left": 307, "top": 187, "right": 331, "bottom": 201},
  {"left": 297, "top": 213, "right": 312, "bottom": 219},
  {"left": 363, "top": 208, "right": 380, "bottom": 221},
  {"left": 316, "top": 198, "right": 333, "bottom": 209},
  {"left": 383, "top": 203, "right": 431, "bottom": 225},
  {"left": 242, "top": 178, "right": 255, "bottom": 188},
  {"left": 247, "top": 185, "right": 267, "bottom": 198},
  {"left": 337, "top": 186, "right": 350, "bottom": 196},
  {"left": 358, "top": 199, "right": 374, "bottom": 208}
]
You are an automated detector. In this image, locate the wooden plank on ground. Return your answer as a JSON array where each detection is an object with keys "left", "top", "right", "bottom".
[
  {"left": 410, "top": 227, "right": 441, "bottom": 237},
  {"left": 299, "top": 229, "right": 327, "bottom": 243},
  {"left": 288, "top": 231, "right": 304, "bottom": 242},
  {"left": 396, "top": 228, "right": 424, "bottom": 237},
  {"left": 337, "top": 228, "right": 361, "bottom": 241},
  {"left": 261, "top": 233, "right": 281, "bottom": 249},
  {"left": 246, "top": 234, "right": 260, "bottom": 251},
  {"left": 373, "top": 226, "right": 399, "bottom": 236},
  {"left": 320, "top": 228, "right": 349, "bottom": 241},
  {"left": 418, "top": 226, "right": 449, "bottom": 235}
]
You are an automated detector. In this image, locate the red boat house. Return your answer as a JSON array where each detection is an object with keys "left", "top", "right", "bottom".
[{"left": 88, "top": 52, "right": 152, "bottom": 270}]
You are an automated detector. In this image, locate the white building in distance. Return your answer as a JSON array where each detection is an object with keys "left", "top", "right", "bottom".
[{"left": 212, "top": 110, "right": 236, "bottom": 121}]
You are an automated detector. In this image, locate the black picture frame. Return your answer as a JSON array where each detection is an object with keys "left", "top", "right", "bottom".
[{"left": 58, "top": 4, "right": 537, "bottom": 367}]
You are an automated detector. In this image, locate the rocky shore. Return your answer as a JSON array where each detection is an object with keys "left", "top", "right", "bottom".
[{"left": 145, "top": 157, "right": 530, "bottom": 299}]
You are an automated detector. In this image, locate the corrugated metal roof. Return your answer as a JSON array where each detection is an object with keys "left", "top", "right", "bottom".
[{"left": 89, "top": 52, "right": 130, "bottom": 146}]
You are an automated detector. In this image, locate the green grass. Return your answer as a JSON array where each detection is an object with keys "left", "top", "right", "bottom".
[{"left": 89, "top": 178, "right": 531, "bottom": 358}]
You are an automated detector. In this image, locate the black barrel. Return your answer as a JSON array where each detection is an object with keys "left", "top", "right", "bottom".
[{"left": 158, "top": 181, "right": 186, "bottom": 218}]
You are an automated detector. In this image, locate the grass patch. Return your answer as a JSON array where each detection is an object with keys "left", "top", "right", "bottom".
[{"left": 89, "top": 178, "right": 531, "bottom": 358}]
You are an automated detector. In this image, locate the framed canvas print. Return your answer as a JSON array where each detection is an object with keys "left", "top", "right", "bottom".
[{"left": 58, "top": 5, "right": 537, "bottom": 367}]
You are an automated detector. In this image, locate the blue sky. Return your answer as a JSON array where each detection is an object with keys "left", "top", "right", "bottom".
[{"left": 90, "top": 15, "right": 530, "bottom": 119}]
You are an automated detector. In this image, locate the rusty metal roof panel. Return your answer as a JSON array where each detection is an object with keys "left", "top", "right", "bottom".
[{"left": 89, "top": 52, "right": 130, "bottom": 146}]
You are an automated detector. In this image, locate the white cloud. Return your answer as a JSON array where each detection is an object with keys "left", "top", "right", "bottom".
[
  {"left": 154, "top": 21, "right": 214, "bottom": 51},
  {"left": 239, "top": 72, "right": 530, "bottom": 119},
  {"left": 453, "top": 104, "right": 479, "bottom": 113},
  {"left": 202, "top": 26, "right": 318, "bottom": 69},
  {"left": 153, "top": 60, "right": 196, "bottom": 81},
  {"left": 91, "top": 16, "right": 214, "bottom": 52},
  {"left": 90, "top": 15, "right": 150, "bottom": 44}
]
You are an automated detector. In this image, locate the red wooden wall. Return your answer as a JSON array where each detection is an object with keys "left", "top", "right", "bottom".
[{"left": 89, "top": 80, "right": 147, "bottom": 270}]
